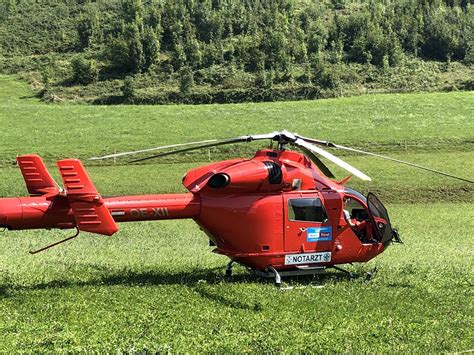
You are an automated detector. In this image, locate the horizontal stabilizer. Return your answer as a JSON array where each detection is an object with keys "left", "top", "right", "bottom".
[
  {"left": 57, "top": 159, "right": 118, "bottom": 236},
  {"left": 17, "top": 155, "right": 60, "bottom": 196}
]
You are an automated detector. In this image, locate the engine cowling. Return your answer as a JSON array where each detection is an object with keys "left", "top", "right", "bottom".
[{"left": 183, "top": 159, "right": 284, "bottom": 194}]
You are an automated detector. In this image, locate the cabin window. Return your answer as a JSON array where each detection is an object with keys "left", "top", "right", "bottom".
[{"left": 288, "top": 198, "right": 328, "bottom": 223}]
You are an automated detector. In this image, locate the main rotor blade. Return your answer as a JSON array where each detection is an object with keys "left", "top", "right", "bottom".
[
  {"left": 297, "top": 134, "right": 473, "bottom": 183},
  {"left": 90, "top": 139, "right": 219, "bottom": 160},
  {"left": 293, "top": 144, "right": 335, "bottom": 178},
  {"left": 294, "top": 139, "right": 372, "bottom": 181},
  {"left": 91, "top": 132, "right": 281, "bottom": 162},
  {"left": 333, "top": 144, "right": 474, "bottom": 184},
  {"left": 294, "top": 134, "right": 337, "bottom": 148},
  {"left": 129, "top": 132, "right": 279, "bottom": 163}
]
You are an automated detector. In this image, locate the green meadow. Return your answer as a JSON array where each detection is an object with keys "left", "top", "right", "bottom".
[{"left": 0, "top": 75, "right": 472, "bottom": 352}]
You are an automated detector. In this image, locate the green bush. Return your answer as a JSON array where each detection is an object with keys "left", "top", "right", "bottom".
[
  {"left": 179, "top": 66, "right": 194, "bottom": 94},
  {"left": 95, "top": 85, "right": 320, "bottom": 105},
  {"left": 71, "top": 56, "right": 98, "bottom": 85},
  {"left": 122, "top": 76, "right": 136, "bottom": 101}
]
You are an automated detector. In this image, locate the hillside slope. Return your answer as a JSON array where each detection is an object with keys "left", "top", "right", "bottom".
[{"left": 0, "top": 0, "right": 472, "bottom": 104}]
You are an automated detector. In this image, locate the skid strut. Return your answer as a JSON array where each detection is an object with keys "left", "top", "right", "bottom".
[
  {"left": 365, "top": 266, "right": 378, "bottom": 282},
  {"left": 267, "top": 266, "right": 282, "bottom": 287},
  {"left": 225, "top": 260, "right": 234, "bottom": 278}
]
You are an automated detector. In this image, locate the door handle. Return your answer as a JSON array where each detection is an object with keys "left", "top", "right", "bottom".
[{"left": 299, "top": 227, "right": 307, "bottom": 232}]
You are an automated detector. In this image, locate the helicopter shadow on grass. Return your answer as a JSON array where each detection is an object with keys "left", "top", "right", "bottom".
[
  {"left": 0, "top": 263, "right": 358, "bottom": 310},
  {"left": 0, "top": 265, "right": 266, "bottom": 311},
  {"left": 0, "top": 264, "right": 349, "bottom": 296},
  {"left": 0, "top": 265, "right": 222, "bottom": 293}
]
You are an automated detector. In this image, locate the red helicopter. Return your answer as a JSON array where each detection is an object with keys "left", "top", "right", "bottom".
[{"left": 1, "top": 131, "right": 471, "bottom": 286}]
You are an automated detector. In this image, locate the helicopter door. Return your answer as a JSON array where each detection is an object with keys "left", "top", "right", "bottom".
[
  {"left": 367, "top": 192, "right": 395, "bottom": 245},
  {"left": 283, "top": 194, "right": 332, "bottom": 254}
]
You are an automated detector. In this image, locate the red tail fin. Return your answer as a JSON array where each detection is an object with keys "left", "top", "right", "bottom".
[
  {"left": 17, "top": 155, "right": 60, "bottom": 196},
  {"left": 56, "top": 159, "right": 118, "bottom": 236}
]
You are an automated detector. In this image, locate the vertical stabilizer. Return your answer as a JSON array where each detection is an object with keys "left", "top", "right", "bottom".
[
  {"left": 57, "top": 159, "right": 118, "bottom": 236},
  {"left": 17, "top": 155, "right": 60, "bottom": 196}
]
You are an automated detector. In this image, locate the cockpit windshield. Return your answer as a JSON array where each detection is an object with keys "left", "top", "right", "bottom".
[
  {"left": 367, "top": 192, "right": 394, "bottom": 245},
  {"left": 343, "top": 187, "right": 367, "bottom": 203},
  {"left": 343, "top": 188, "right": 397, "bottom": 246}
]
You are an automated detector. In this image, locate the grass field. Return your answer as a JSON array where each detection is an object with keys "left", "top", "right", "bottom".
[{"left": 0, "top": 75, "right": 473, "bottom": 352}]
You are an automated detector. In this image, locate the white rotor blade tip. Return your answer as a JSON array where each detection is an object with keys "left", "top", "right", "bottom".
[{"left": 296, "top": 139, "right": 372, "bottom": 181}]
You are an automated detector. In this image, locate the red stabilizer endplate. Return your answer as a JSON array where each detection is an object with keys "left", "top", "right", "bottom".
[
  {"left": 56, "top": 159, "right": 118, "bottom": 236},
  {"left": 17, "top": 155, "right": 60, "bottom": 196}
]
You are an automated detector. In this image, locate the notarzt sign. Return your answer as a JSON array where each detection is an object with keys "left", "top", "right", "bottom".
[{"left": 284, "top": 252, "right": 331, "bottom": 265}]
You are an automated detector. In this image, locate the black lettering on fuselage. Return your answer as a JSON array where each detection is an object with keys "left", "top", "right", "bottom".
[
  {"left": 129, "top": 207, "right": 169, "bottom": 219},
  {"left": 130, "top": 209, "right": 140, "bottom": 218}
]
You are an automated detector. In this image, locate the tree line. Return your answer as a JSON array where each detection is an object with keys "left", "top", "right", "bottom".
[
  {"left": 74, "top": 0, "right": 473, "bottom": 73},
  {"left": 0, "top": 0, "right": 472, "bottom": 103}
]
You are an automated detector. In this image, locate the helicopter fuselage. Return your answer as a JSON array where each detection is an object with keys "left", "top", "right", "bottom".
[
  {"left": 184, "top": 149, "right": 388, "bottom": 270},
  {"left": 0, "top": 149, "right": 395, "bottom": 272}
]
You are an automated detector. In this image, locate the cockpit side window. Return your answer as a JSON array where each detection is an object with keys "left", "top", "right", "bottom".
[
  {"left": 288, "top": 198, "right": 328, "bottom": 223},
  {"left": 343, "top": 196, "right": 368, "bottom": 220}
]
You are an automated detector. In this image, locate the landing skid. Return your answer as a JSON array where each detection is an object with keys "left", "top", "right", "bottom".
[
  {"left": 250, "top": 265, "right": 354, "bottom": 287},
  {"left": 224, "top": 261, "right": 367, "bottom": 287}
]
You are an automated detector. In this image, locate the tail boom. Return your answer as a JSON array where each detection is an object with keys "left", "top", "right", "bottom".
[
  {"left": 0, "top": 194, "right": 201, "bottom": 232},
  {"left": 105, "top": 194, "right": 201, "bottom": 222},
  {"left": 0, "top": 156, "right": 201, "bottom": 235}
]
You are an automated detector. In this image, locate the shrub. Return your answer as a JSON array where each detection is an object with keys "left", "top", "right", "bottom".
[
  {"left": 41, "top": 68, "right": 52, "bottom": 92},
  {"left": 71, "top": 56, "right": 98, "bottom": 85},
  {"left": 179, "top": 66, "right": 194, "bottom": 94},
  {"left": 122, "top": 76, "right": 136, "bottom": 100}
]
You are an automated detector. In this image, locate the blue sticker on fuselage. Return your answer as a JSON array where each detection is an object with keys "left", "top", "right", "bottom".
[{"left": 307, "top": 226, "right": 332, "bottom": 242}]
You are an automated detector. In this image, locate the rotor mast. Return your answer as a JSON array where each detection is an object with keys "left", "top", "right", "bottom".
[{"left": 273, "top": 130, "right": 295, "bottom": 151}]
